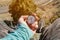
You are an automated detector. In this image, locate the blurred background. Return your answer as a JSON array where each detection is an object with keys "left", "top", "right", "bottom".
[{"left": 0, "top": 0, "right": 60, "bottom": 40}]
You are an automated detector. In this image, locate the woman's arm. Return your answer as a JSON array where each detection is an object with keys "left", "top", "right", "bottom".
[
  {"left": 0, "top": 14, "right": 38, "bottom": 40},
  {"left": 0, "top": 22, "right": 34, "bottom": 40}
]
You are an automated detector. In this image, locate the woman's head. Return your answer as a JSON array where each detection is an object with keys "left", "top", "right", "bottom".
[{"left": 9, "top": 0, "right": 37, "bottom": 24}]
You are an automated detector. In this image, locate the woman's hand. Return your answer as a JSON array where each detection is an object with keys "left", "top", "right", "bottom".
[{"left": 18, "top": 14, "right": 39, "bottom": 33}]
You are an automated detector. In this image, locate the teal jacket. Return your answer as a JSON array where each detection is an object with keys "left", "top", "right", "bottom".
[{"left": 0, "top": 22, "right": 34, "bottom": 40}]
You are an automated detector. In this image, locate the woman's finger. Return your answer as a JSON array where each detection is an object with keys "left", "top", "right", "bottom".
[
  {"left": 18, "top": 15, "right": 28, "bottom": 23},
  {"left": 32, "top": 13, "right": 39, "bottom": 21},
  {"left": 32, "top": 21, "right": 38, "bottom": 29}
]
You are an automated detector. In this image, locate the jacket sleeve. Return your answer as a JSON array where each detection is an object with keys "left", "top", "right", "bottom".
[{"left": 0, "top": 22, "right": 34, "bottom": 40}]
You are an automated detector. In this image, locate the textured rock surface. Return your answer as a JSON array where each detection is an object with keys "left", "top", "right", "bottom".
[{"left": 0, "top": 0, "right": 13, "bottom": 21}]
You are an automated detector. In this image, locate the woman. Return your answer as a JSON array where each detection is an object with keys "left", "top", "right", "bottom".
[{"left": 0, "top": 14, "right": 39, "bottom": 40}]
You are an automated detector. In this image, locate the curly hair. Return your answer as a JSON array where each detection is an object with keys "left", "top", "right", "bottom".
[{"left": 9, "top": 0, "right": 37, "bottom": 24}]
